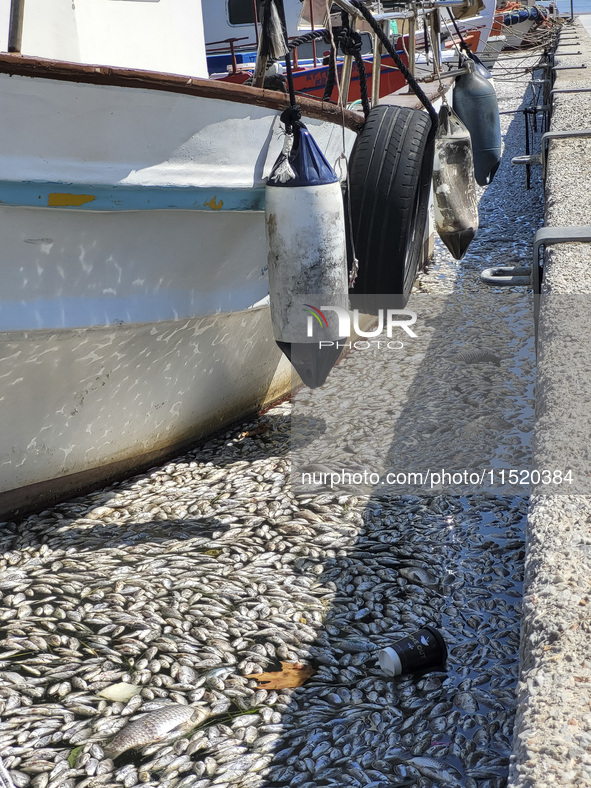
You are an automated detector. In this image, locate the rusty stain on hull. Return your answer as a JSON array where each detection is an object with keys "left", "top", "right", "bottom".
[{"left": 48, "top": 193, "right": 96, "bottom": 207}]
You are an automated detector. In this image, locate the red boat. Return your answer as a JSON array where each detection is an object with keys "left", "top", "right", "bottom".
[{"left": 218, "top": 30, "right": 481, "bottom": 103}]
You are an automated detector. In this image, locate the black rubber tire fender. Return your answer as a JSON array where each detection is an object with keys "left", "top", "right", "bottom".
[{"left": 347, "top": 105, "right": 435, "bottom": 309}]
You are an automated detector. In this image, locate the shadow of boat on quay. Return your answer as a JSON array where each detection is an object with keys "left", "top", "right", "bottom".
[
  {"left": 265, "top": 85, "right": 542, "bottom": 786},
  {"left": 260, "top": 82, "right": 542, "bottom": 787},
  {"left": 272, "top": 320, "right": 533, "bottom": 785}
]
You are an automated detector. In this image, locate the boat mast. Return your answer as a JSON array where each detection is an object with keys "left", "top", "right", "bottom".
[
  {"left": 8, "top": 0, "right": 25, "bottom": 52},
  {"left": 251, "top": 0, "right": 260, "bottom": 47}
]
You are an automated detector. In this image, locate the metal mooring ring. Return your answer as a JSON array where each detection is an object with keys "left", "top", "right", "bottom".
[{"left": 480, "top": 266, "right": 531, "bottom": 287}]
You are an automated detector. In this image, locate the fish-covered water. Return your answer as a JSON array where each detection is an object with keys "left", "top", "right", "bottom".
[{"left": 0, "top": 57, "right": 545, "bottom": 788}]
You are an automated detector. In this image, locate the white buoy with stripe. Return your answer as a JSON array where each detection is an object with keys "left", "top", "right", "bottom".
[{"left": 265, "top": 121, "right": 349, "bottom": 389}]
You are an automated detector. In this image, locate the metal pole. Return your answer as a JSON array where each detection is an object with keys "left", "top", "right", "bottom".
[
  {"left": 229, "top": 39, "right": 238, "bottom": 74},
  {"left": 524, "top": 109, "right": 531, "bottom": 190},
  {"left": 570, "top": 0, "right": 574, "bottom": 22},
  {"left": 371, "top": 23, "right": 384, "bottom": 108},
  {"left": 310, "top": 0, "right": 317, "bottom": 68},
  {"left": 407, "top": 13, "right": 416, "bottom": 79},
  {"left": 253, "top": 0, "right": 271, "bottom": 88},
  {"left": 339, "top": 14, "right": 356, "bottom": 106},
  {"left": 429, "top": 10, "right": 440, "bottom": 74},
  {"left": 252, "top": 0, "right": 259, "bottom": 48},
  {"left": 8, "top": 0, "right": 25, "bottom": 53}
]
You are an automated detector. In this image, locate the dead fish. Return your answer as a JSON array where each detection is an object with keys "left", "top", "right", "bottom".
[
  {"left": 405, "top": 756, "right": 459, "bottom": 785},
  {"left": 455, "top": 349, "right": 501, "bottom": 366},
  {"left": 332, "top": 639, "right": 379, "bottom": 653},
  {"left": 105, "top": 704, "right": 208, "bottom": 758},
  {"left": 204, "top": 666, "right": 234, "bottom": 680},
  {"left": 398, "top": 566, "right": 438, "bottom": 586},
  {"left": 0, "top": 756, "right": 17, "bottom": 788}
]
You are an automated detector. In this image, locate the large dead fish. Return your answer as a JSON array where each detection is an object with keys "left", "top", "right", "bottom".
[
  {"left": 0, "top": 755, "right": 16, "bottom": 788},
  {"left": 105, "top": 704, "right": 209, "bottom": 758}
]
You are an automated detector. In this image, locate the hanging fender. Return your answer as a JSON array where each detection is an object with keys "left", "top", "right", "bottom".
[
  {"left": 347, "top": 105, "right": 435, "bottom": 313},
  {"left": 452, "top": 59, "right": 502, "bottom": 186},
  {"left": 433, "top": 104, "right": 479, "bottom": 260},
  {"left": 265, "top": 120, "right": 349, "bottom": 389}
]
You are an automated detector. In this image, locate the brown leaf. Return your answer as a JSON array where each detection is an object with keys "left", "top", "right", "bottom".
[{"left": 244, "top": 661, "right": 316, "bottom": 689}]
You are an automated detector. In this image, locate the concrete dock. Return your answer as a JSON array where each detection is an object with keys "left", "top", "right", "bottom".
[{"left": 509, "top": 17, "right": 591, "bottom": 788}]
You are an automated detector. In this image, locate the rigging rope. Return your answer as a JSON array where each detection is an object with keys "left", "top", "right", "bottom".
[
  {"left": 323, "top": 42, "right": 338, "bottom": 101},
  {"left": 271, "top": 0, "right": 301, "bottom": 132},
  {"left": 336, "top": 12, "right": 370, "bottom": 119},
  {"left": 446, "top": 7, "right": 470, "bottom": 52},
  {"left": 286, "top": 29, "right": 330, "bottom": 52},
  {"left": 311, "top": 16, "right": 371, "bottom": 118}
]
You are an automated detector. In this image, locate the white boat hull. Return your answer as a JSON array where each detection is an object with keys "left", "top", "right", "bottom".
[
  {"left": 1, "top": 307, "right": 292, "bottom": 512},
  {"left": 0, "top": 63, "right": 357, "bottom": 514}
]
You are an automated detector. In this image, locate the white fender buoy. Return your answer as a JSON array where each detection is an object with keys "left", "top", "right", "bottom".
[
  {"left": 265, "top": 121, "right": 349, "bottom": 388},
  {"left": 433, "top": 104, "right": 479, "bottom": 260}
]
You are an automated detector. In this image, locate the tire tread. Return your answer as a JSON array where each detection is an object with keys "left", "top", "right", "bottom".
[{"left": 347, "top": 105, "right": 434, "bottom": 304}]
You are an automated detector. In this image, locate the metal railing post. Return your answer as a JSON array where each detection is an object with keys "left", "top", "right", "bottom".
[{"left": 8, "top": 0, "right": 25, "bottom": 53}]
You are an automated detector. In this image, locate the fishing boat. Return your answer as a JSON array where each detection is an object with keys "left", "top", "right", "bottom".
[
  {"left": 0, "top": 0, "right": 367, "bottom": 516},
  {"left": 0, "top": 0, "right": 484, "bottom": 517},
  {"left": 204, "top": 0, "right": 496, "bottom": 101},
  {"left": 493, "top": 1, "right": 551, "bottom": 49}
]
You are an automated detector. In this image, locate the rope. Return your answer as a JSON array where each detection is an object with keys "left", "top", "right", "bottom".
[
  {"left": 287, "top": 29, "right": 330, "bottom": 52},
  {"left": 353, "top": 50, "right": 370, "bottom": 119},
  {"left": 323, "top": 41, "right": 338, "bottom": 101},
  {"left": 441, "top": 14, "right": 464, "bottom": 59},
  {"left": 336, "top": 13, "right": 370, "bottom": 118},
  {"left": 273, "top": 0, "right": 301, "bottom": 133},
  {"left": 349, "top": 0, "right": 438, "bottom": 134},
  {"left": 447, "top": 8, "right": 470, "bottom": 52},
  {"left": 316, "top": 17, "right": 370, "bottom": 118}
]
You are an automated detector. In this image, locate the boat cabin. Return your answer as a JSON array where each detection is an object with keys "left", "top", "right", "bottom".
[{"left": 0, "top": 0, "right": 208, "bottom": 76}]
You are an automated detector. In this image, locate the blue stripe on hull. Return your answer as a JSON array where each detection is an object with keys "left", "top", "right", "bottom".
[{"left": 0, "top": 181, "right": 266, "bottom": 211}]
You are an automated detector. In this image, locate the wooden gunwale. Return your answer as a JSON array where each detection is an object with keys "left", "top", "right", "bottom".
[{"left": 0, "top": 52, "right": 365, "bottom": 132}]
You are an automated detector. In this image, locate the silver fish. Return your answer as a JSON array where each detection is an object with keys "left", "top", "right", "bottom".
[{"left": 105, "top": 705, "right": 208, "bottom": 757}]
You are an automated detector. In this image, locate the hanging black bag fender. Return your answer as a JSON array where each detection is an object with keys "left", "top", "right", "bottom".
[
  {"left": 433, "top": 104, "right": 479, "bottom": 260},
  {"left": 265, "top": 121, "right": 349, "bottom": 389},
  {"left": 452, "top": 58, "right": 502, "bottom": 186},
  {"left": 347, "top": 105, "right": 435, "bottom": 313}
]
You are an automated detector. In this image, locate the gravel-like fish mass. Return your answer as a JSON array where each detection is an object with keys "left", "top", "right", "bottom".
[{"left": 0, "top": 55, "right": 544, "bottom": 788}]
